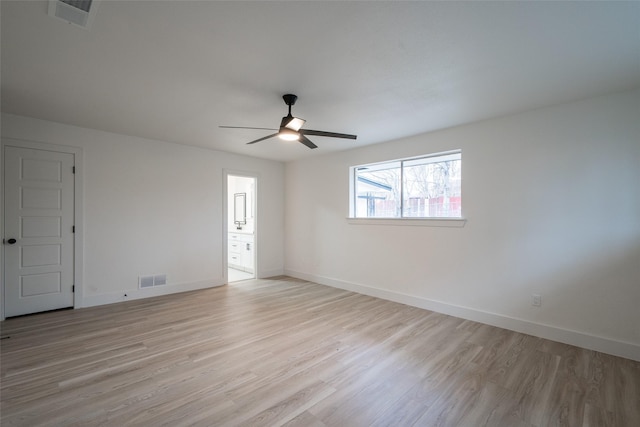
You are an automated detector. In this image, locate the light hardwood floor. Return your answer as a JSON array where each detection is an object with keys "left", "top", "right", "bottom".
[{"left": 1, "top": 277, "right": 639, "bottom": 426}]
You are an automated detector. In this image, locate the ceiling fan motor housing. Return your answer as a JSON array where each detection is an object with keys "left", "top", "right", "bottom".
[{"left": 280, "top": 116, "right": 292, "bottom": 128}]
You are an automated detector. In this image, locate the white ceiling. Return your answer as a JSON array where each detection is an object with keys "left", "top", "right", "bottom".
[{"left": 2, "top": 1, "right": 639, "bottom": 162}]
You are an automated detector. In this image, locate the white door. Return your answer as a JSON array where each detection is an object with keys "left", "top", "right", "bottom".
[{"left": 4, "top": 146, "right": 75, "bottom": 317}]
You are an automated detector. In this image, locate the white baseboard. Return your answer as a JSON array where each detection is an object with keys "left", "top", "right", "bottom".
[
  {"left": 284, "top": 269, "right": 640, "bottom": 362},
  {"left": 259, "top": 268, "right": 285, "bottom": 279},
  {"left": 80, "top": 278, "right": 225, "bottom": 308}
]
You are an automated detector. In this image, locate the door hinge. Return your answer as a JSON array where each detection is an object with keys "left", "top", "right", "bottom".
[
  {"left": 72, "top": 285, "right": 75, "bottom": 292},
  {"left": 72, "top": 226, "right": 75, "bottom": 233},
  {"left": 72, "top": 166, "right": 76, "bottom": 174}
]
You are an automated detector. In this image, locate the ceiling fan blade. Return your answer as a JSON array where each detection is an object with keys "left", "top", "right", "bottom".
[
  {"left": 247, "top": 133, "right": 279, "bottom": 145},
  {"left": 300, "top": 129, "right": 357, "bottom": 140},
  {"left": 220, "top": 126, "right": 278, "bottom": 131},
  {"left": 299, "top": 135, "right": 318, "bottom": 149}
]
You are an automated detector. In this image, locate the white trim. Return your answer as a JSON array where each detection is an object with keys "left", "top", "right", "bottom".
[
  {"left": 260, "top": 268, "right": 285, "bottom": 279},
  {"left": 1, "top": 137, "right": 84, "bottom": 321},
  {"left": 284, "top": 269, "right": 640, "bottom": 362},
  {"left": 347, "top": 218, "right": 466, "bottom": 227},
  {"left": 80, "top": 279, "right": 224, "bottom": 308}
]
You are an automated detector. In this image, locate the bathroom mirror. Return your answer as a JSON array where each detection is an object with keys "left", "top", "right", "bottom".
[{"left": 234, "top": 193, "right": 247, "bottom": 229}]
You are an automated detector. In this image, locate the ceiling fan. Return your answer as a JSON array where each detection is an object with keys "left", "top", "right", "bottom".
[{"left": 220, "top": 94, "right": 357, "bottom": 149}]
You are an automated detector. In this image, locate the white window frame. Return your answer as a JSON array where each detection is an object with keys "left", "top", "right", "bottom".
[{"left": 348, "top": 150, "right": 466, "bottom": 227}]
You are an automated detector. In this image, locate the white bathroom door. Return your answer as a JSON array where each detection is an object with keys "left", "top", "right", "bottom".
[{"left": 3, "top": 146, "right": 75, "bottom": 317}]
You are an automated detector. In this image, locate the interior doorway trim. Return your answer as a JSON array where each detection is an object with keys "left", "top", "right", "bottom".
[
  {"left": 223, "top": 169, "right": 259, "bottom": 283},
  {"left": 1, "top": 137, "right": 84, "bottom": 320}
]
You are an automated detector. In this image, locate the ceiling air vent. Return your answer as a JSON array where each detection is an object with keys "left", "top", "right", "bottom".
[{"left": 48, "top": 0, "right": 99, "bottom": 29}]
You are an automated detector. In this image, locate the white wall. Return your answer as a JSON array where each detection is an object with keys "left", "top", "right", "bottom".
[
  {"left": 1, "top": 114, "right": 284, "bottom": 308},
  {"left": 284, "top": 89, "right": 640, "bottom": 360}
]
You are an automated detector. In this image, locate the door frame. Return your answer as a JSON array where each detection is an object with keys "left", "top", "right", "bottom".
[
  {"left": 223, "top": 170, "right": 258, "bottom": 283},
  {"left": 1, "top": 138, "right": 84, "bottom": 320}
]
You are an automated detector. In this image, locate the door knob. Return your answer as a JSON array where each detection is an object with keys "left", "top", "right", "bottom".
[{"left": 5, "top": 238, "right": 17, "bottom": 245}]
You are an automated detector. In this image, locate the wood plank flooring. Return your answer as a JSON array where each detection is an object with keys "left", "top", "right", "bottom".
[{"left": 1, "top": 276, "right": 639, "bottom": 426}]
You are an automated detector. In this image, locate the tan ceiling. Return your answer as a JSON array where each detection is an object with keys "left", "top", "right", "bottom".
[{"left": 2, "top": 1, "right": 639, "bottom": 162}]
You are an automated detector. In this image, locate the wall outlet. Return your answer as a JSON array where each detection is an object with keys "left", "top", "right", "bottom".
[{"left": 532, "top": 293, "right": 542, "bottom": 307}]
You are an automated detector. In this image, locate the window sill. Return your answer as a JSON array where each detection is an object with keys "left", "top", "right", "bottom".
[{"left": 346, "top": 218, "right": 467, "bottom": 228}]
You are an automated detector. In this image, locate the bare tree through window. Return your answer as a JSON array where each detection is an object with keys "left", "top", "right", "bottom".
[{"left": 353, "top": 151, "right": 461, "bottom": 218}]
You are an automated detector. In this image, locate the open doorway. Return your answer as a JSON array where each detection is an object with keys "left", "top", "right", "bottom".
[{"left": 227, "top": 174, "right": 256, "bottom": 282}]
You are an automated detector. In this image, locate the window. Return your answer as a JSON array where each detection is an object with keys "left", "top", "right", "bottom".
[{"left": 350, "top": 150, "right": 462, "bottom": 219}]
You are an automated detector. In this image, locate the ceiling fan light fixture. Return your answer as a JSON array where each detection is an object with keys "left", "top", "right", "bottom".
[{"left": 278, "top": 128, "right": 299, "bottom": 141}]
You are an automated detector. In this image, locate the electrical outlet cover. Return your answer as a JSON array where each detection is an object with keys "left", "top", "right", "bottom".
[{"left": 532, "top": 293, "right": 542, "bottom": 307}]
